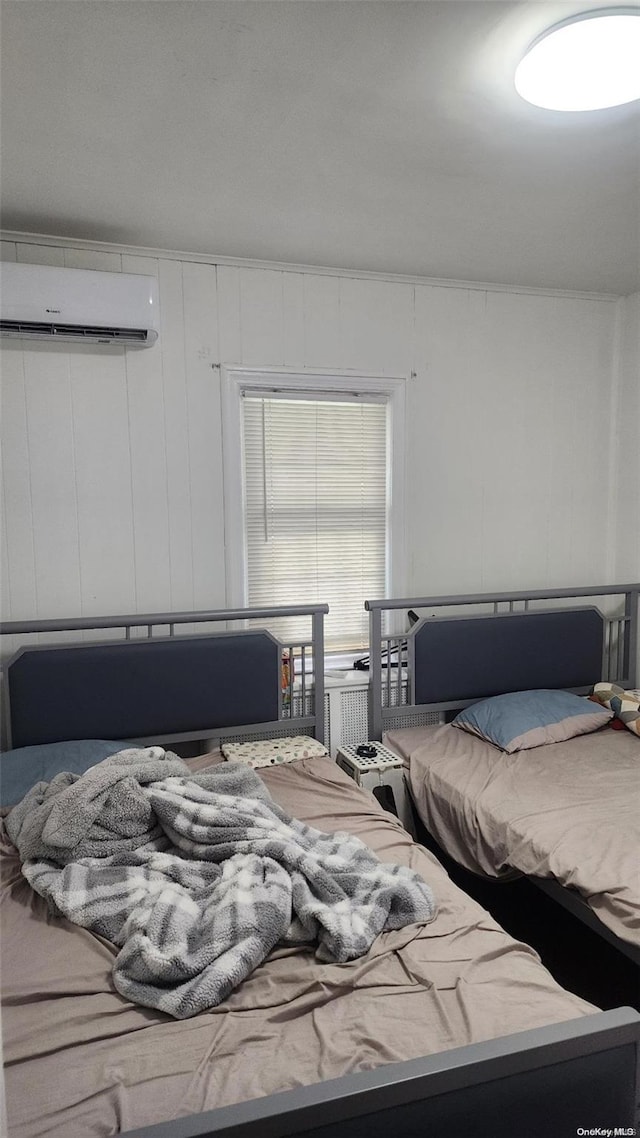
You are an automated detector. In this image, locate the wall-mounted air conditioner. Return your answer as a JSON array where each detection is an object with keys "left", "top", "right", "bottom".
[{"left": 0, "top": 262, "right": 159, "bottom": 347}]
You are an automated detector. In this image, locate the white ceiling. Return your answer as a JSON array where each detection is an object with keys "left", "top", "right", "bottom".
[{"left": 1, "top": 0, "right": 639, "bottom": 294}]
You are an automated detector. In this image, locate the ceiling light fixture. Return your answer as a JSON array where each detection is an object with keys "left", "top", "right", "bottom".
[{"left": 515, "top": 8, "right": 640, "bottom": 111}]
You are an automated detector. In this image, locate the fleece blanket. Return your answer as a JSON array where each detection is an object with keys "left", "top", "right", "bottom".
[{"left": 6, "top": 748, "right": 435, "bottom": 1019}]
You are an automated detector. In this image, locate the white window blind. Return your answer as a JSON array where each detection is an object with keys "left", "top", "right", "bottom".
[{"left": 242, "top": 393, "right": 388, "bottom": 652}]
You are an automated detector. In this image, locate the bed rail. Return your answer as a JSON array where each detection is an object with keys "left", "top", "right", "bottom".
[{"left": 125, "top": 1006, "right": 640, "bottom": 1138}]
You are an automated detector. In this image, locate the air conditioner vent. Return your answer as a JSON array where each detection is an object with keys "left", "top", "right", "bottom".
[
  {"left": 0, "top": 320, "right": 149, "bottom": 343},
  {"left": 0, "top": 263, "right": 159, "bottom": 347}
]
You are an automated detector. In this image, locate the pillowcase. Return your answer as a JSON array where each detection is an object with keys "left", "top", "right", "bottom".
[
  {"left": 452, "top": 689, "right": 613, "bottom": 753},
  {"left": 592, "top": 682, "right": 640, "bottom": 737},
  {"left": 221, "top": 735, "right": 328, "bottom": 769},
  {"left": 0, "top": 739, "right": 133, "bottom": 807}
]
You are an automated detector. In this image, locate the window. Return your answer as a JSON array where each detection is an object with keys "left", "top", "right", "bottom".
[{"left": 222, "top": 369, "right": 406, "bottom": 656}]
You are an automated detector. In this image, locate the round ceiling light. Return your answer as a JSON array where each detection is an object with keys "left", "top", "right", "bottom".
[{"left": 515, "top": 9, "right": 640, "bottom": 111}]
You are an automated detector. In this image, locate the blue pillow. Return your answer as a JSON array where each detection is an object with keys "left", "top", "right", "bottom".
[
  {"left": 0, "top": 739, "right": 132, "bottom": 807},
  {"left": 452, "top": 689, "right": 613, "bottom": 753}
]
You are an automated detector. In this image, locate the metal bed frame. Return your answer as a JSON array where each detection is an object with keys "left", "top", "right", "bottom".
[
  {"left": 366, "top": 583, "right": 639, "bottom": 741},
  {"left": 1, "top": 601, "right": 639, "bottom": 1137},
  {"left": 365, "top": 582, "right": 640, "bottom": 967},
  {"left": 126, "top": 1007, "right": 640, "bottom": 1138}
]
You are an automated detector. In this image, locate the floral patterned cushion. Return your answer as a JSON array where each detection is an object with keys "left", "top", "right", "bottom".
[{"left": 221, "top": 735, "right": 328, "bottom": 768}]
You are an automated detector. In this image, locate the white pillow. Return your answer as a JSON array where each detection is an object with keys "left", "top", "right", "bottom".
[{"left": 221, "top": 735, "right": 328, "bottom": 768}]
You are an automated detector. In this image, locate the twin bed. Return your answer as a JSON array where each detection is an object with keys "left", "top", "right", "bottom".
[
  {"left": 366, "top": 583, "right": 640, "bottom": 972},
  {"left": 1, "top": 597, "right": 639, "bottom": 1137}
]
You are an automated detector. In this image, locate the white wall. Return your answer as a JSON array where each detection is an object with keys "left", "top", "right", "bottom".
[
  {"left": 0, "top": 236, "right": 625, "bottom": 632},
  {"left": 613, "top": 293, "right": 640, "bottom": 582}
]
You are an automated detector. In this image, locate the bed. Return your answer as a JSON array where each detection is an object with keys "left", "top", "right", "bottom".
[
  {"left": 365, "top": 583, "right": 640, "bottom": 975},
  {"left": 1, "top": 602, "right": 639, "bottom": 1137}
]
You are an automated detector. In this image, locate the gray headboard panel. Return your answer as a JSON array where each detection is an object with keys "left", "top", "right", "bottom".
[
  {"left": 7, "top": 632, "right": 280, "bottom": 748},
  {"left": 412, "top": 607, "right": 604, "bottom": 705}
]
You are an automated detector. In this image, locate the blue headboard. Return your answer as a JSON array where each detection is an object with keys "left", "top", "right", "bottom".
[
  {"left": 365, "top": 584, "right": 639, "bottom": 740},
  {"left": 7, "top": 632, "right": 281, "bottom": 748},
  {"left": 1, "top": 603, "right": 328, "bottom": 749},
  {"left": 411, "top": 608, "right": 604, "bottom": 706}
]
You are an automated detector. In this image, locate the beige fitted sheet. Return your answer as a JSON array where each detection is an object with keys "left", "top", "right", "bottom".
[
  {"left": 384, "top": 724, "right": 640, "bottom": 948},
  {"left": 2, "top": 755, "right": 596, "bottom": 1137}
]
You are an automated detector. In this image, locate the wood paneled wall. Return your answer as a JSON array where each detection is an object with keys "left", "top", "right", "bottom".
[
  {"left": 614, "top": 292, "right": 640, "bottom": 581},
  {"left": 0, "top": 236, "right": 625, "bottom": 638}
]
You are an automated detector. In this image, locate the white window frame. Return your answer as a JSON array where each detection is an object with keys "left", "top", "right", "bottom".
[{"left": 221, "top": 367, "right": 408, "bottom": 659}]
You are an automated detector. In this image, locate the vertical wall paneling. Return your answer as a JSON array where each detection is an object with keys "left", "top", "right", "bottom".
[
  {"left": 542, "top": 298, "right": 614, "bottom": 585},
  {"left": 0, "top": 246, "right": 18, "bottom": 653},
  {"left": 479, "top": 290, "right": 553, "bottom": 589},
  {"left": 614, "top": 292, "right": 640, "bottom": 581},
  {"left": 0, "top": 474, "right": 12, "bottom": 613},
  {"left": 283, "top": 272, "right": 305, "bottom": 368},
  {"left": 410, "top": 285, "right": 485, "bottom": 594},
  {"left": 568, "top": 301, "right": 614, "bottom": 580},
  {"left": 69, "top": 339, "right": 136, "bottom": 616},
  {"left": 409, "top": 284, "right": 618, "bottom": 594},
  {"left": 59, "top": 246, "right": 135, "bottom": 616},
  {"left": 157, "top": 258, "right": 194, "bottom": 611},
  {"left": 120, "top": 254, "right": 172, "bottom": 614},
  {"left": 337, "top": 277, "right": 414, "bottom": 375},
  {"left": 0, "top": 345, "right": 38, "bottom": 620},
  {"left": 21, "top": 344, "right": 81, "bottom": 617},
  {"left": 216, "top": 266, "right": 242, "bottom": 365},
  {"left": 181, "top": 260, "right": 226, "bottom": 609},
  {"left": 301, "top": 274, "right": 342, "bottom": 369},
  {"left": 0, "top": 479, "right": 14, "bottom": 663},
  {"left": 238, "top": 269, "right": 284, "bottom": 367}
]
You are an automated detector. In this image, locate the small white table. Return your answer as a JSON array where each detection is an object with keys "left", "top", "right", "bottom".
[{"left": 335, "top": 742, "right": 416, "bottom": 837}]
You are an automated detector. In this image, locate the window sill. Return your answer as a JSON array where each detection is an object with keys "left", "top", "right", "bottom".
[
  {"left": 324, "top": 652, "right": 368, "bottom": 671},
  {"left": 293, "top": 651, "right": 368, "bottom": 677}
]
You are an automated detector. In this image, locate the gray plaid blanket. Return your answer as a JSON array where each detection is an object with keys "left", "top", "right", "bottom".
[{"left": 6, "top": 748, "right": 435, "bottom": 1019}]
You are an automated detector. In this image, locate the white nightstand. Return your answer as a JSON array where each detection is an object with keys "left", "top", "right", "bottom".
[{"left": 336, "top": 742, "right": 416, "bottom": 837}]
